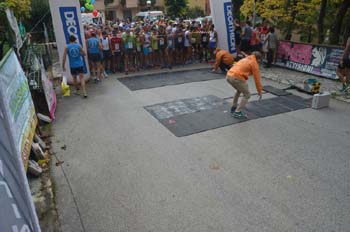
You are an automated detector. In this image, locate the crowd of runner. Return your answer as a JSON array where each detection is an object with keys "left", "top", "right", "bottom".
[
  {"left": 84, "top": 18, "right": 218, "bottom": 80},
  {"left": 83, "top": 17, "right": 278, "bottom": 81}
]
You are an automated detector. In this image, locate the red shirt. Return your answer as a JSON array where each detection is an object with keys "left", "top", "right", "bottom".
[{"left": 110, "top": 35, "right": 122, "bottom": 52}]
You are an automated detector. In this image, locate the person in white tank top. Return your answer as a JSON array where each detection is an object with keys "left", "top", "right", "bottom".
[{"left": 101, "top": 31, "right": 112, "bottom": 74}]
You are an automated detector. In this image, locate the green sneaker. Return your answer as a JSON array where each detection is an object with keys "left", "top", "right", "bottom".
[
  {"left": 74, "top": 89, "right": 80, "bottom": 95},
  {"left": 233, "top": 111, "right": 247, "bottom": 119}
]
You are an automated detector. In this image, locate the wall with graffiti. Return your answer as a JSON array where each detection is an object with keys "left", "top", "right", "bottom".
[{"left": 275, "top": 41, "right": 343, "bottom": 79}]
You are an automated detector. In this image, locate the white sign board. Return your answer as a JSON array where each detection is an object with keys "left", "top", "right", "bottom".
[
  {"left": 0, "top": 50, "right": 41, "bottom": 232},
  {"left": 49, "top": 0, "right": 90, "bottom": 83},
  {"left": 210, "top": 0, "right": 236, "bottom": 54}
]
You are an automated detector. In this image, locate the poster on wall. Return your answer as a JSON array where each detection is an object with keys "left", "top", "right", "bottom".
[
  {"left": 41, "top": 59, "right": 57, "bottom": 120},
  {"left": 275, "top": 40, "right": 343, "bottom": 79},
  {"left": 49, "top": 0, "right": 90, "bottom": 83},
  {"left": 0, "top": 50, "right": 41, "bottom": 232},
  {"left": 210, "top": 0, "right": 236, "bottom": 54},
  {"left": 0, "top": 50, "right": 37, "bottom": 170}
]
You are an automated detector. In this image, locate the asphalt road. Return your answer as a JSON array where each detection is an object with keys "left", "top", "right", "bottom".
[{"left": 52, "top": 69, "right": 350, "bottom": 232}]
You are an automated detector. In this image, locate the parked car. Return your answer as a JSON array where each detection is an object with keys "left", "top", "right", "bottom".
[{"left": 135, "top": 11, "right": 164, "bottom": 22}]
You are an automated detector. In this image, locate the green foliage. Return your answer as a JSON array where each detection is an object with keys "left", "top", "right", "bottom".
[
  {"left": 186, "top": 6, "right": 204, "bottom": 18},
  {"left": 0, "top": 0, "right": 31, "bottom": 18},
  {"left": 165, "top": 0, "right": 188, "bottom": 18},
  {"left": 240, "top": 0, "right": 350, "bottom": 44}
]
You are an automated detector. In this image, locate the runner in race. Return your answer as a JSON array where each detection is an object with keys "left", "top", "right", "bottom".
[{"left": 62, "top": 35, "right": 88, "bottom": 98}]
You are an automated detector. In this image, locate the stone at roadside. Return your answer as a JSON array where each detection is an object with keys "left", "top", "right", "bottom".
[
  {"left": 28, "top": 160, "right": 43, "bottom": 177},
  {"left": 31, "top": 143, "right": 45, "bottom": 160},
  {"left": 37, "top": 113, "right": 52, "bottom": 123},
  {"left": 34, "top": 133, "right": 47, "bottom": 150}
]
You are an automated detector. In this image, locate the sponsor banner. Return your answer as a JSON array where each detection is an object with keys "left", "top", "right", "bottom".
[
  {"left": 210, "top": 0, "right": 236, "bottom": 54},
  {"left": 49, "top": 0, "right": 90, "bottom": 83},
  {"left": 0, "top": 50, "right": 37, "bottom": 170},
  {"left": 0, "top": 50, "right": 41, "bottom": 232},
  {"left": 275, "top": 40, "right": 343, "bottom": 79},
  {"left": 41, "top": 59, "right": 57, "bottom": 120}
]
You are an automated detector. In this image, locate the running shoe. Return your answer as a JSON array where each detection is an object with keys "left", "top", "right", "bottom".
[
  {"left": 233, "top": 111, "right": 247, "bottom": 119},
  {"left": 74, "top": 89, "right": 80, "bottom": 95}
]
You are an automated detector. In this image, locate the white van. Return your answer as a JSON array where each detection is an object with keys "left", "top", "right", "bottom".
[
  {"left": 135, "top": 11, "right": 164, "bottom": 22},
  {"left": 81, "top": 12, "right": 105, "bottom": 25}
]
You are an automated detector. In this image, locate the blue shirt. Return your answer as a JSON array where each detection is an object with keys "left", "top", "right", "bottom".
[
  {"left": 87, "top": 37, "right": 100, "bottom": 54},
  {"left": 67, "top": 43, "right": 83, "bottom": 68}
]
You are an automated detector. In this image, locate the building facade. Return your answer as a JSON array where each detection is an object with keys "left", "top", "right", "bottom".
[{"left": 104, "top": 0, "right": 165, "bottom": 21}]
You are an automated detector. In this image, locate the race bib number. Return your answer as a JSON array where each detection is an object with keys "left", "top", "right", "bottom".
[
  {"left": 115, "top": 43, "right": 120, "bottom": 51},
  {"left": 128, "top": 42, "right": 133, "bottom": 49},
  {"left": 168, "top": 40, "right": 173, "bottom": 47},
  {"left": 191, "top": 38, "right": 196, "bottom": 43},
  {"left": 137, "top": 45, "right": 141, "bottom": 52},
  {"left": 202, "top": 36, "right": 207, "bottom": 42},
  {"left": 178, "top": 37, "right": 183, "bottom": 43},
  {"left": 160, "top": 38, "right": 165, "bottom": 45}
]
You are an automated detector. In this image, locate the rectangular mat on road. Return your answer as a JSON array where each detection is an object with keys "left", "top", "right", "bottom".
[
  {"left": 263, "top": 85, "right": 292, "bottom": 96},
  {"left": 118, "top": 69, "right": 221, "bottom": 90},
  {"left": 145, "top": 95, "right": 311, "bottom": 137}
]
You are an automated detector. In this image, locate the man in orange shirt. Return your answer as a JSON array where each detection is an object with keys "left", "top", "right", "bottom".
[
  {"left": 226, "top": 51, "right": 263, "bottom": 119},
  {"left": 212, "top": 48, "right": 234, "bottom": 73}
]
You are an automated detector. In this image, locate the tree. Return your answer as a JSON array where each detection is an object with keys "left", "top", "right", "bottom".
[
  {"left": 317, "top": 0, "right": 327, "bottom": 43},
  {"left": 164, "top": 0, "right": 188, "bottom": 18},
  {"left": 231, "top": 0, "right": 244, "bottom": 19},
  {"left": 329, "top": 0, "right": 350, "bottom": 44},
  {"left": 0, "top": 0, "right": 31, "bottom": 18},
  {"left": 186, "top": 6, "right": 204, "bottom": 19},
  {"left": 241, "top": 0, "right": 321, "bottom": 41}
]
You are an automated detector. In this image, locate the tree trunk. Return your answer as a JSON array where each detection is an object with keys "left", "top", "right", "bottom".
[
  {"left": 284, "top": 0, "right": 297, "bottom": 40},
  {"left": 317, "top": 0, "right": 327, "bottom": 44},
  {"left": 329, "top": 0, "right": 350, "bottom": 45},
  {"left": 231, "top": 0, "right": 243, "bottom": 19}
]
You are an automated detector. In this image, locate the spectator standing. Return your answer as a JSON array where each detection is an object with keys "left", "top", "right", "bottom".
[
  {"left": 265, "top": 27, "right": 278, "bottom": 68},
  {"left": 166, "top": 26, "right": 175, "bottom": 69},
  {"left": 101, "top": 31, "right": 112, "bottom": 74},
  {"left": 259, "top": 21, "right": 269, "bottom": 57},
  {"left": 110, "top": 27, "right": 123, "bottom": 72},
  {"left": 241, "top": 21, "right": 252, "bottom": 53},
  {"left": 86, "top": 32, "right": 102, "bottom": 82},
  {"left": 336, "top": 36, "right": 350, "bottom": 91},
  {"left": 209, "top": 24, "right": 218, "bottom": 61},
  {"left": 234, "top": 19, "right": 242, "bottom": 53}
]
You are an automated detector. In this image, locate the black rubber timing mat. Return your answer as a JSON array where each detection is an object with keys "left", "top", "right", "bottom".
[
  {"left": 118, "top": 69, "right": 221, "bottom": 90},
  {"left": 263, "top": 85, "right": 292, "bottom": 96},
  {"left": 144, "top": 95, "right": 311, "bottom": 137}
]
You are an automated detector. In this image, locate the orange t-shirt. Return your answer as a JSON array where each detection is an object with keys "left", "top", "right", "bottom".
[
  {"left": 227, "top": 55, "right": 262, "bottom": 94},
  {"left": 214, "top": 50, "right": 234, "bottom": 69}
]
